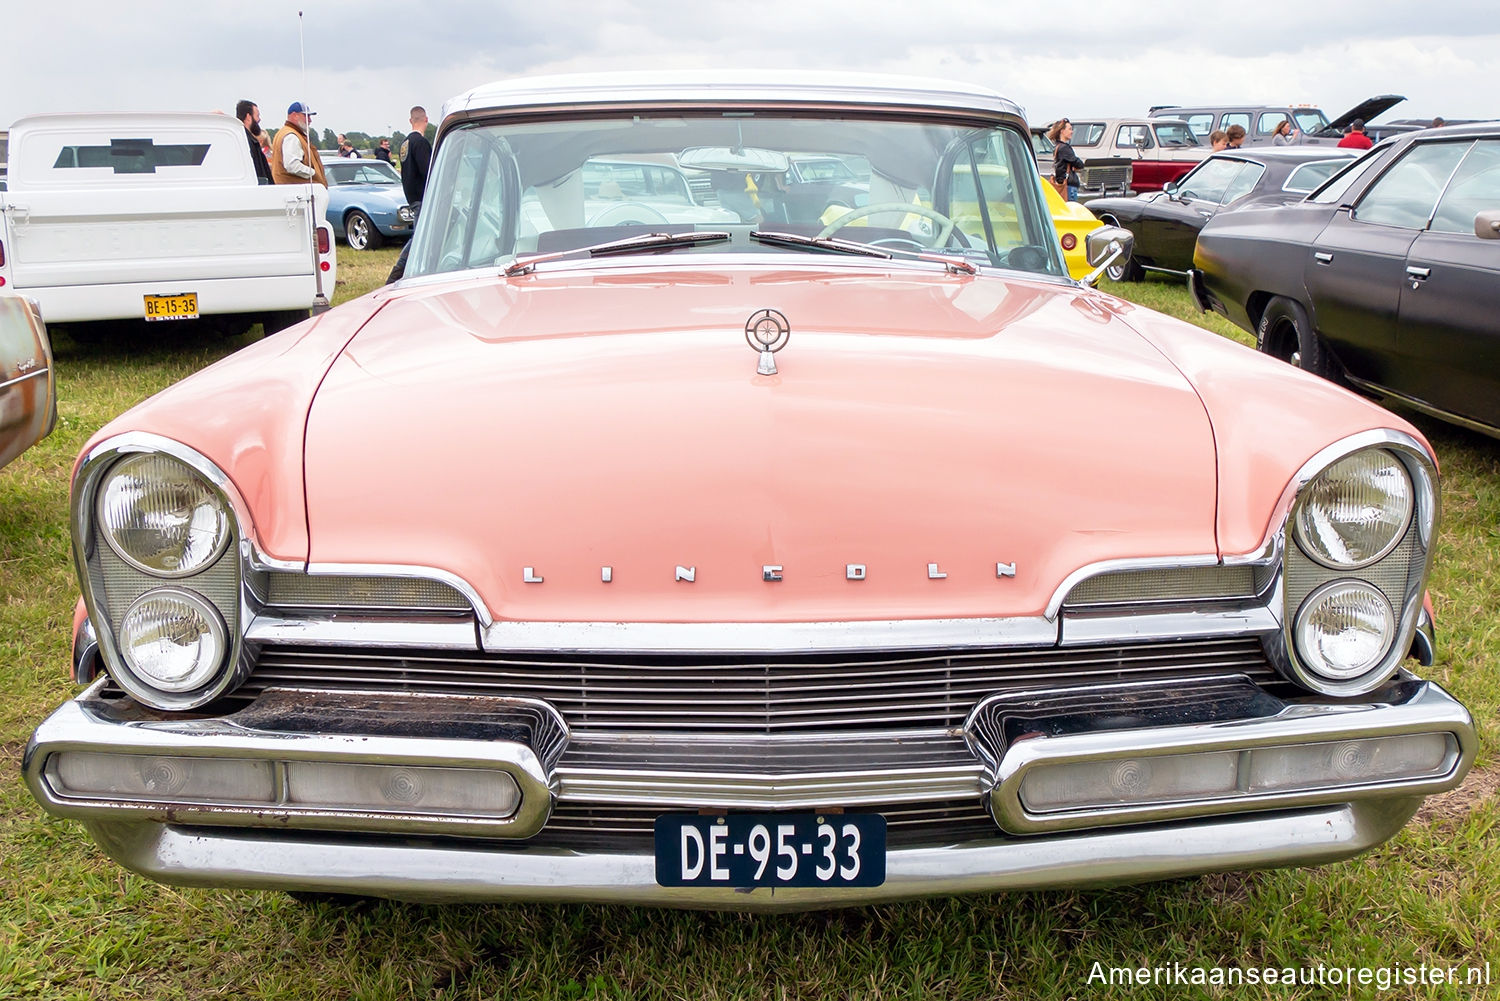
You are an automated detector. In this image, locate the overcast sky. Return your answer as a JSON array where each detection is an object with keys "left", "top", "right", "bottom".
[{"left": 4, "top": 1, "right": 1497, "bottom": 135}]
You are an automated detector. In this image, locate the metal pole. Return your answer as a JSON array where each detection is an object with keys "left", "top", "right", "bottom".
[{"left": 298, "top": 10, "right": 329, "bottom": 312}]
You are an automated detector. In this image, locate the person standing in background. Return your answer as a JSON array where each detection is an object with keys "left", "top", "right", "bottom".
[
  {"left": 1270, "top": 119, "right": 1296, "bottom": 146},
  {"left": 1208, "top": 130, "right": 1229, "bottom": 152},
  {"left": 1046, "top": 118, "right": 1085, "bottom": 202},
  {"left": 1338, "top": 119, "right": 1374, "bottom": 149},
  {"left": 270, "top": 102, "right": 328, "bottom": 187},
  {"left": 386, "top": 106, "right": 434, "bottom": 284},
  {"left": 236, "top": 99, "right": 273, "bottom": 185},
  {"left": 374, "top": 138, "right": 393, "bottom": 163},
  {"left": 1225, "top": 125, "right": 1246, "bottom": 149}
]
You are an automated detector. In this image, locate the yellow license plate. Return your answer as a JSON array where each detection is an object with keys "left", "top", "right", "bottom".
[{"left": 143, "top": 293, "right": 198, "bottom": 322}]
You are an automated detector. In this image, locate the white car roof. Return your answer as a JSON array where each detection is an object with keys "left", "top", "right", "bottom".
[{"left": 442, "top": 71, "right": 1026, "bottom": 127}]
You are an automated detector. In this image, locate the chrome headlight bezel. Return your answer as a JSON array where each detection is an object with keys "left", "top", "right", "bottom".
[
  {"left": 1277, "top": 433, "right": 1438, "bottom": 698},
  {"left": 71, "top": 434, "right": 252, "bottom": 711}
]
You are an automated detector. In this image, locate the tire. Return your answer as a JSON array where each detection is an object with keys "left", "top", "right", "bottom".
[
  {"left": 1256, "top": 295, "right": 1335, "bottom": 380},
  {"left": 259, "top": 309, "right": 310, "bottom": 335},
  {"left": 345, "top": 209, "right": 383, "bottom": 250}
]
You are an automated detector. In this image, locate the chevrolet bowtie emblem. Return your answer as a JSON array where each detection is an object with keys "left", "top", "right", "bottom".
[{"left": 745, "top": 308, "right": 790, "bottom": 376}]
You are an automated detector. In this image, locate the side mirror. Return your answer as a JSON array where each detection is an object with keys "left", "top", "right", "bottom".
[
  {"left": 1081, "top": 226, "right": 1136, "bottom": 286},
  {"left": 1163, "top": 181, "right": 1179, "bottom": 197},
  {"left": 1476, "top": 210, "right": 1500, "bottom": 240}
]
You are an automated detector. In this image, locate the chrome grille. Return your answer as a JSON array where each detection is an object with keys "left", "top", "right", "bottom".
[
  {"left": 1082, "top": 165, "right": 1130, "bottom": 189},
  {"left": 530, "top": 799, "right": 1000, "bottom": 851},
  {"left": 242, "top": 638, "right": 1280, "bottom": 734}
]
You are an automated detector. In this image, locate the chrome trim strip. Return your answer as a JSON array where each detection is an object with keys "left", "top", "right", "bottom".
[
  {"left": 0, "top": 366, "right": 51, "bottom": 391},
  {"left": 23, "top": 690, "right": 556, "bottom": 840},
  {"left": 245, "top": 612, "right": 480, "bottom": 650},
  {"left": 983, "top": 680, "right": 1473, "bottom": 835},
  {"left": 78, "top": 798, "right": 1422, "bottom": 909},
  {"left": 71, "top": 615, "right": 99, "bottom": 685},
  {"left": 480, "top": 617, "right": 1059, "bottom": 654},
  {"left": 1343, "top": 376, "right": 1500, "bottom": 441},
  {"left": 1060, "top": 606, "right": 1280, "bottom": 645},
  {"left": 554, "top": 764, "right": 984, "bottom": 810}
]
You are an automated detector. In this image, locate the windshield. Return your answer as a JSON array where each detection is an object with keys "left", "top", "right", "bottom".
[
  {"left": 1293, "top": 109, "right": 1330, "bottom": 134},
  {"left": 327, "top": 161, "right": 401, "bottom": 186},
  {"left": 1153, "top": 122, "right": 1200, "bottom": 147},
  {"left": 405, "top": 113, "right": 1063, "bottom": 279}
]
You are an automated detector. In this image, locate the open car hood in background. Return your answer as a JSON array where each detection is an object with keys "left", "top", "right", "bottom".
[{"left": 1321, "top": 94, "right": 1407, "bottom": 135}]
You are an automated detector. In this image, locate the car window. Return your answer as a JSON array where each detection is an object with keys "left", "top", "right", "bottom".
[
  {"left": 1284, "top": 159, "right": 1350, "bottom": 193},
  {"left": 1220, "top": 113, "right": 1251, "bottom": 133},
  {"left": 1429, "top": 139, "right": 1500, "bottom": 235},
  {"left": 1183, "top": 114, "right": 1214, "bottom": 137},
  {"left": 1354, "top": 142, "right": 1471, "bottom": 229},
  {"left": 1293, "top": 109, "right": 1330, "bottom": 134},
  {"left": 1256, "top": 113, "right": 1291, "bottom": 137},
  {"left": 793, "top": 158, "right": 856, "bottom": 183},
  {"left": 1071, "top": 123, "right": 1106, "bottom": 147},
  {"left": 1031, "top": 133, "right": 1054, "bottom": 158},
  {"left": 1175, "top": 158, "right": 1247, "bottom": 203},
  {"left": 1220, "top": 162, "right": 1265, "bottom": 203},
  {"left": 420, "top": 129, "right": 512, "bottom": 271},
  {"left": 1153, "top": 123, "right": 1199, "bottom": 147},
  {"left": 53, "top": 139, "right": 209, "bottom": 174},
  {"left": 1309, "top": 149, "right": 1383, "bottom": 203},
  {"left": 1117, "top": 125, "right": 1152, "bottom": 150}
]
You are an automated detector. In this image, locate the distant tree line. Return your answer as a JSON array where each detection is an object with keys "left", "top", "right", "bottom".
[{"left": 318, "top": 125, "right": 439, "bottom": 162}]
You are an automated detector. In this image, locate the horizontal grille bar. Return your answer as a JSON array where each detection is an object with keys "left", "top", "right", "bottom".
[
  {"left": 531, "top": 799, "right": 1000, "bottom": 851},
  {"left": 243, "top": 638, "right": 1279, "bottom": 734}
]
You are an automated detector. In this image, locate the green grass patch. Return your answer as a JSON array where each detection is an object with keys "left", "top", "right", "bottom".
[{"left": 0, "top": 257, "right": 1494, "bottom": 999}]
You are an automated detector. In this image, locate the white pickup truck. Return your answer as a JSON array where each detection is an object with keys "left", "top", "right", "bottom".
[{"left": 0, "top": 112, "right": 335, "bottom": 335}]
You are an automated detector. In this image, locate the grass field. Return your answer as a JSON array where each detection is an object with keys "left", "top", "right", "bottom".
[{"left": 1, "top": 253, "right": 1496, "bottom": 1000}]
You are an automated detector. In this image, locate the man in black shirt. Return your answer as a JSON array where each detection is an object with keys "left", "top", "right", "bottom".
[
  {"left": 236, "top": 99, "right": 273, "bottom": 185},
  {"left": 387, "top": 106, "right": 433, "bottom": 283},
  {"left": 374, "top": 138, "right": 393, "bottom": 163},
  {"left": 402, "top": 106, "right": 432, "bottom": 205}
]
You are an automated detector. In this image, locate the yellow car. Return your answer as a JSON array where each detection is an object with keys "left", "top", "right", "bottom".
[
  {"left": 1040, "top": 180, "right": 1105, "bottom": 280},
  {"left": 821, "top": 163, "right": 1105, "bottom": 280}
]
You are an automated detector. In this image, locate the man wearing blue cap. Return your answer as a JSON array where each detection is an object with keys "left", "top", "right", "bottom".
[{"left": 270, "top": 101, "right": 328, "bottom": 187}]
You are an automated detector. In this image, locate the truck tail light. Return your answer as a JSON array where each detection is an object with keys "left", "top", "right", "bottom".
[
  {"left": 316, "top": 229, "right": 330, "bottom": 255},
  {"left": 0, "top": 238, "right": 7, "bottom": 267}
]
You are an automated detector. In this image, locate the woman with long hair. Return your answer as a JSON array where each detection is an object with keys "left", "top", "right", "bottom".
[{"left": 1047, "top": 118, "right": 1085, "bottom": 202}]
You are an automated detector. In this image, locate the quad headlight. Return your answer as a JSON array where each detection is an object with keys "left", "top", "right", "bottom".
[
  {"left": 97, "top": 452, "right": 231, "bottom": 577},
  {"left": 1292, "top": 450, "right": 1412, "bottom": 570},
  {"left": 118, "top": 588, "right": 229, "bottom": 693},
  {"left": 1294, "top": 580, "right": 1396, "bottom": 680}
]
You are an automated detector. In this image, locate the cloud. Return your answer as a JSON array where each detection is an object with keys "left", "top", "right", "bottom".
[{"left": 3, "top": 0, "right": 1497, "bottom": 133}]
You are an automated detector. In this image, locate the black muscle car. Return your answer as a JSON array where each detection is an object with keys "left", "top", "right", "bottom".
[
  {"left": 1193, "top": 123, "right": 1500, "bottom": 437},
  {"left": 1090, "top": 148, "right": 1357, "bottom": 280}
]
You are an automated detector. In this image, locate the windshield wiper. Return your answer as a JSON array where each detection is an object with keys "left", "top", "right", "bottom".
[
  {"left": 504, "top": 230, "right": 731, "bottom": 276},
  {"left": 751, "top": 230, "right": 978, "bottom": 275},
  {"left": 750, "top": 230, "right": 893, "bottom": 259}
]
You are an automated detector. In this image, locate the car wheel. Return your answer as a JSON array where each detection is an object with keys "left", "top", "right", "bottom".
[
  {"left": 1257, "top": 296, "right": 1335, "bottom": 380},
  {"left": 259, "top": 309, "right": 310, "bottom": 335},
  {"left": 345, "top": 210, "right": 384, "bottom": 251}
]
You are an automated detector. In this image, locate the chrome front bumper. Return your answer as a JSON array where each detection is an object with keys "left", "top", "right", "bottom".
[{"left": 24, "top": 676, "right": 1475, "bottom": 911}]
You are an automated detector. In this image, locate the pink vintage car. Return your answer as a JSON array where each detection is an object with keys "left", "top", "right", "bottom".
[{"left": 24, "top": 73, "right": 1474, "bottom": 910}]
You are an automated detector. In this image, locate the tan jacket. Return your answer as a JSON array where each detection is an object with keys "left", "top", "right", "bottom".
[{"left": 270, "top": 120, "right": 328, "bottom": 186}]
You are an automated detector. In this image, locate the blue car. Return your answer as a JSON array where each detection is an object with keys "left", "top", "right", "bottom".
[{"left": 324, "top": 159, "right": 414, "bottom": 250}]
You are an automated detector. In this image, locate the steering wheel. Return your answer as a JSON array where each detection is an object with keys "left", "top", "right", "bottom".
[
  {"left": 589, "top": 202, "right": 670, "bottom": 227},
  {"left": 817, "top": 202, "right": 956, "bottom": 248}
]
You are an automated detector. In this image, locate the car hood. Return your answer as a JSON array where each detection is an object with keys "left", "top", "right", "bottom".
[
  {"left": 301, "top": 263, "right": 1222, "bottom": 624},
  {"left": 1322, "top": 94, "right": 1407, "bottom": 135},
  {"left": 330, "top": 184, "right": 405, "bottom": 203}
]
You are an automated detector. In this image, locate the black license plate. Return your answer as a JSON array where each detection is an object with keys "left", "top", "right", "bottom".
[{"left": 654, "top": 813, "right": 886, "bottom": 888}]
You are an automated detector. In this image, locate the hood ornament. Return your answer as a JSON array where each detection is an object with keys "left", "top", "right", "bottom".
[{"left": 745, "top": 309, "right": 790, "bottom": 376}]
